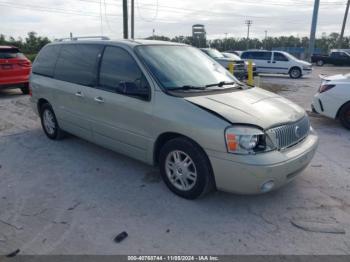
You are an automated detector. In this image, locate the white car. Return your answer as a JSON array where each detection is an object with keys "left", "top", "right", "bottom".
[
  {"left": 241, "top": 50, "right": 312, "bottom": 79},
  {"left": 312, "top": 74, "right": 350, "bottom": 129}
]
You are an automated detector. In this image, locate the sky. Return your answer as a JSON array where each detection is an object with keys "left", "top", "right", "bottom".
[{"left": 0, "top": 0, "right": 348, "bottom": 40}]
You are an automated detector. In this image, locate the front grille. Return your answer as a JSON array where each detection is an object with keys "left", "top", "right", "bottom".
[{"left": 266, "top": 116, "right": 310, "bottom": 150}]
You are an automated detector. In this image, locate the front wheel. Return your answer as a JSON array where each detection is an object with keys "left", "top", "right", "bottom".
[
  {"left": 289, "top": 67, "right": 302, "bottom": 79},
  {"left": 159, "top": 137, "right": 214, "bottom": 199},
  {"left": 316, "top": 60, "right": 324, "bottom": 66},
  {"left": 339, "top": 102, "right": 350, "bottom": 130},
  {"left": 40, "top": 103, "right": 65, "bottom": 140}
]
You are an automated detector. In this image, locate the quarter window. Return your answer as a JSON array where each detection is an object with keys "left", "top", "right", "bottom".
[
  {"left": 54, "top": 44, "right": 102, "bottom": 86},
  {"left": 99, "top": 46, "right": 147, "bottom": 94},
  {"left": 32, "top": 45, "right": 61, "bottom": 77}
]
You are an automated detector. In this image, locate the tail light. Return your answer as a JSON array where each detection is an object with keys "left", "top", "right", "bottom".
[
  {"left": 319, "top": 84, "right": 335, "bottom": 93},
  {"left": 18, "top": 60, "right": 31, "bottom": 68}
]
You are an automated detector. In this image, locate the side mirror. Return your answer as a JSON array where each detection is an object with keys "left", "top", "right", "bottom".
[{"left": 119, "top": 80, "right": 150, "bottom": 100}]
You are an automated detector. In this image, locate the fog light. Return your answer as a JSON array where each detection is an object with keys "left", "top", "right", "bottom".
[{"left": 260, "top": 180, "right": 275, "bottom": 193}]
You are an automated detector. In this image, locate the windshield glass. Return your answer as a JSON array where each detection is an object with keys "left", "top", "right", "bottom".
[
  {"left": 282, "top": 51, "right": 298, "bottom": 60},
  {"left": 136, "top": 45, "right": 236, "bottom": 90},
  {"left": 222, "top": 53, "right": 241, "bottom": 60},
  {"left": 204, "top": 49, "right": 225, "bottom": 58}
]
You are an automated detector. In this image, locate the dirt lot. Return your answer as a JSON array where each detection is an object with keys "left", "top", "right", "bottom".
[{"left": 0, "top": 66, "right": 350, "bottom": 255}]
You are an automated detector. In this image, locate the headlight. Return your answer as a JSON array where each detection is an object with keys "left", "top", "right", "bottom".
[{"left": 225, "top": 126, "right": 275, "bottom": 154}]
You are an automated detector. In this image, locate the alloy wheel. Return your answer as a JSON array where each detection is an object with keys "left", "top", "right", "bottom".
[{"left": 165, "top": 150, "right": 197, "bottom": 191}]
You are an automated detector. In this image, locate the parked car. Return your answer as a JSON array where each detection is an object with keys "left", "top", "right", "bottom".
[
  {"left": 0, "top": 46, "right": 31, "bottom": 94},
  {"left": 200, "top": 48, "right": 246, "bottom": 79},
  {"left": 224, "top": 50, "right": 243, "bottom": 57},
  {"left": 312, "top": 50, "right": 350, "bottom": 66},
  {"left": 241, "top": 50, "right": 312, "bottom": 79},
  {"left": 222, "top": 52, "right": 257, "bottom": 77},
  {"left": 312, "top": 74, "right": 350, "bottom": 129},
  {"left": 30, "top": 38, "right": 318, "bottom": 199}
]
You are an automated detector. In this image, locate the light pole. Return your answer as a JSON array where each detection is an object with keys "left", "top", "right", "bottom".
[
  {"left": 338, "top": 0, "right": 350, "bottom": 48},
  {"left": 308, "top": 0, "right": 320, "bottom": 60},
  {"left": 245, "top": 20, "right": 253, "bottom": 49}
]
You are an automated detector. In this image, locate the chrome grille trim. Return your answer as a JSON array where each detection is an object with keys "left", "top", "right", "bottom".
[{"left": 266, "top": 116, "right": 310, "bottom": 150}]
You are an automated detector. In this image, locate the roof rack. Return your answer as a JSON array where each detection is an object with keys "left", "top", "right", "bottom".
[{"left": 55, "top": 36, "right": 110, "bottom": 42}]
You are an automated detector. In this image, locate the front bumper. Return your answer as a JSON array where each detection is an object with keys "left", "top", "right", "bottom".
[
  {"left": 207, "top": 132, "right": 319, "bottom": 194},
  {"left": 303, "top": 68, "right": 312, "bottom": 75}
]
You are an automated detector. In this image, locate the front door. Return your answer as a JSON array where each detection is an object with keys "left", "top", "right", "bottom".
[
  {"left": 87, "top": 46, "right": 154, "bottom": 162},
  {"left": 270, "top": 52, "right": 290, "bottom": 74}
]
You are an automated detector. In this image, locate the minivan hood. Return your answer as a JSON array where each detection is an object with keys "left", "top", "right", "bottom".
[{"left": 185, "top": 87, "right": 305, "bottom": 130}]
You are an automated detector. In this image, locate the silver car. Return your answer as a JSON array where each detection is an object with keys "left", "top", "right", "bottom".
[{"left": 30, "top": 39, "right": 319, "bottom": 199}]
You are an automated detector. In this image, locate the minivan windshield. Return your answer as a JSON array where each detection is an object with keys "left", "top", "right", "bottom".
[{"left": 135, "top": 45, "right": 236, "bottom": 90}]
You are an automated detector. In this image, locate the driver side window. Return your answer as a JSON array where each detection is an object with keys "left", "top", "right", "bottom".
[{"left": 99, "top": 46, "right": 149, "bottom": 98}]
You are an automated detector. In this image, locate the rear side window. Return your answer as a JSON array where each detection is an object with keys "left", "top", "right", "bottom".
[
  {"left": 242, "top": 51, "right": 271, "bottom": 60},
  {"left": 54, "top": 44, "right": 102, "bottom": 86},
  {"left": 274, "top": 52, "right": 288, "bottom": 61},
  {"left": 32, "top": 45, "right": 61, "bottom": 77},
  {"left": 99, "top": 46, "right": 144, "bottom": 92},
  {"left": 0, "top": 48, "right": 24, "bottom": 59}
]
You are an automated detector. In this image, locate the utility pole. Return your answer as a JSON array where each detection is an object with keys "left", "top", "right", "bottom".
[
  {"left": 224, "top": 32, "right": 228, "bottom": 50},
  {"left": 123, "top": 0, "right": 128, "bottom": 39},
  {"left": 152, "top": 29, "right": 155, "bottom": 40},
  {"left": 308, "top": 0, "right": 320, "bottom": 60},
  {"left": 245, "top": 20, "right": 253, "bottom": 49},
  {"left": 264, "top": 30, "right": 268, "bottom": 49},
  {"left": 131, "top": 0, "right": 134, "bottom": 39},
  {"left": 338, "top": 0, "right": 350, "bottom": 48}
]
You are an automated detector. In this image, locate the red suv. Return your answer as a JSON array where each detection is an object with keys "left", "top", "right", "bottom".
[{"left": 0, "top": 46, "right": 32, "bottom": 94}]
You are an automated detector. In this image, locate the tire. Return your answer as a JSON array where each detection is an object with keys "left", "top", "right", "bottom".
[
  {"left": 39, "top": 103, "right": 65, "bottom": 140},
  {"left": 21, "top": 85, "right": 29, "bottom": 95},
  {"left": 159, "top": 137, "right": 214, "bottom": 199},
  {"left": 316, "top": 60, "right": 324, "bottom": 66},
  {"left": 339, "top": 102, "right": 350, "bottom": 130},
  {"left": 289, "top": 67, "right": 302, "bottom": 79}
]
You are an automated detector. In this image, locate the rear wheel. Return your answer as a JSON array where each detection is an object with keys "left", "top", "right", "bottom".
[
  {"left": 159, "top": 137, "right": 214, "bottom": 199},
  {"left": 339, "top": 102, "right": 350, "bottom": 130},
  {"left": 40, "top": 103, "right": 65, "bottom": 140},
  {"left": 289, "top": 67, "right": 302, "bottom": 79},
  {"left": 316, "top": 60, "right": 324, "bottom": 66},
  {"left": 21, "top": 85, "right": 29, "bottom": 95}
]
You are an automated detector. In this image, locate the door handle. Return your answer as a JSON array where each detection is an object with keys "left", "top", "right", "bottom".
[
  {"left": 75, "top": 91, "right": 84, "bottom": 97},
  {"left": 267, "top": 61, "right": 271, "bottom": 63},
  {"left": 272, "top": 61, "right": 276, "bottom": 63},
  {"left": 94, "top": 96, "right": 105, "bottom": 103}
]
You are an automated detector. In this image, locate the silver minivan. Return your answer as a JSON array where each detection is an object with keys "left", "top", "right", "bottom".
[{"left": 30, "top": 38, "right": 319, "bottom": 199}]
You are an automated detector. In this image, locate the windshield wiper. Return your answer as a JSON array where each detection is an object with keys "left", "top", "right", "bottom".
[
  {"left": 169, "top": 85, "right": 207, "bottom": 91},
  {"left": 205, "top": 81, "right": 236, "bottom": 88}
]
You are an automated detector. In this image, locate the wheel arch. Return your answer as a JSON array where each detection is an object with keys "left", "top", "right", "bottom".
[
  {"left": 37, "top": 98, "right": 50, "bottom": 114},
  {"left": 336, "top": 100, "right": 350, "bottom": 118},
  {"left": 153, "top": 131, "right": 217, "bottom": 188}
]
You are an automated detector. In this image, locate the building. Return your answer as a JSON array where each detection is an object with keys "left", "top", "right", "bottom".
[{"left": 192, "top": 24, "right": 206, "bottom": 48}]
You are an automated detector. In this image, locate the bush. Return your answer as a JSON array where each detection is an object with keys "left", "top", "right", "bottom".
[{"left": 25, "top": 54, "right": 37, "bottom": 62}]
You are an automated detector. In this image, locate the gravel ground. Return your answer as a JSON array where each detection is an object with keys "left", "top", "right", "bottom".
[{"left": 0, "top": 66, "right": 350, "bottom": 255}]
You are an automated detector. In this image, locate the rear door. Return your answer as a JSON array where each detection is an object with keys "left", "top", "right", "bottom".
[
  {"left": 253, "top": 51, "right": 272, "bottom": 73},
  {"left": 0, "top": 47, "right": 31, "bottom": 86},
  {"left": 52, "top": 44, "right": 103, "bottom": 140},
  {"left": 86, "top": 46, "right": 154, "bottom": 162},
  {"left": 270, "top": 52, "right": 290, "bottom": 74}
]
